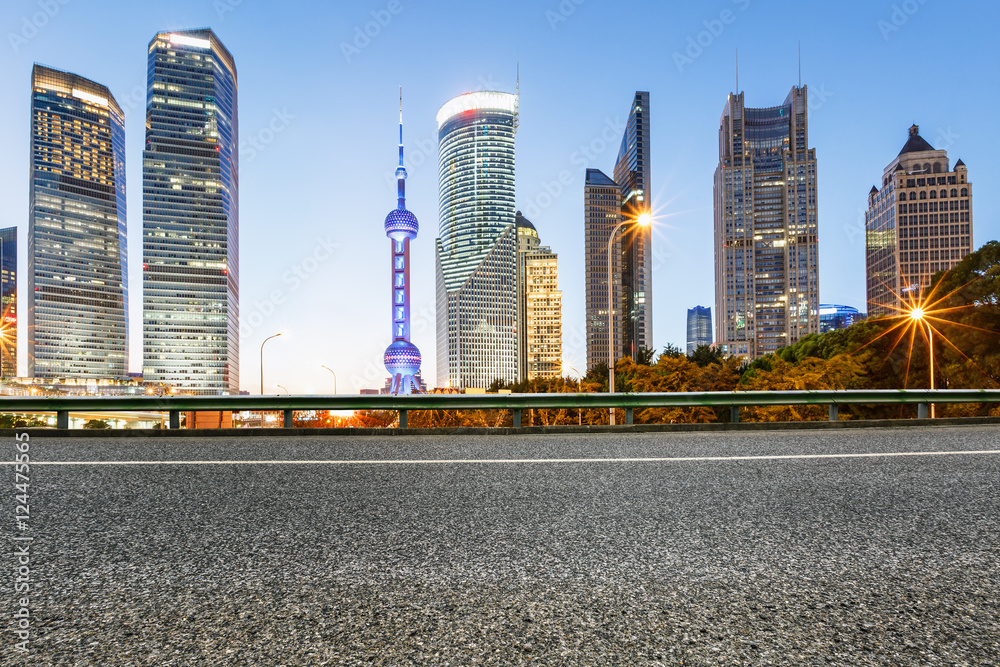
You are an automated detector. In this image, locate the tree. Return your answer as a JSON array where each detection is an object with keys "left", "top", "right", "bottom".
[
  {"left": 83, "top": 419, "right": 111, "bottom": 430},
  {"left": 689, "top": 344, "right": 724, "bottom": 367}
]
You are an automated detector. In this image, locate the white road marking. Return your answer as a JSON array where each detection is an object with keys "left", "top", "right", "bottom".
[{"left": 6, "top": 450, "right": 1000, "bottom": 466}]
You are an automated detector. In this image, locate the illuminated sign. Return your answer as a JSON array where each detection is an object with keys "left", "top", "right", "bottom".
[
  {"left": 170, "top": 33, "right": 211, "bottom": 50},
  {"left": 72, "top": 89, "right": 108, "bottom": 108},
  {"left": 437, "top": 92, "right": 517, "bottom": 128}
]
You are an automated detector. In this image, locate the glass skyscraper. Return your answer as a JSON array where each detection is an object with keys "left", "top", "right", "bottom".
[
  {"left": 142, "top": 29, "right": 239, "bottom": 395},
  {"left": 613, "top": 92, "right": 653, "bottom": 359},
  {"left": 686, "top": 306, "right": 712, "bottom": 354},
  {"left": 583, "top": 168, "right": 622, "bottom": 371},
  {"left": 714, "top": 86, "right": 819, "bottom": 358},
  {"left": 28, "top": 65, "right": 128, "bottom": 379},
  {"left": 435, "top": 91, "right": 518, "bottom": 389},
  {"left": 0, "top": 227, "right": 16, "bottom": 377}
]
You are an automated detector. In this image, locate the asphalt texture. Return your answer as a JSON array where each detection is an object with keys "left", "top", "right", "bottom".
[{"left": 4, "top": 425, "right": 1000, "bottom": 666}]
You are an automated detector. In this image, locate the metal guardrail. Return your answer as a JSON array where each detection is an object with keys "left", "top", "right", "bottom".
[{"left": 1, "top": 389, "right": 999, "bottom": 429}]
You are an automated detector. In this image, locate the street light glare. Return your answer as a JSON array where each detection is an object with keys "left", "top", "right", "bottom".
[
  {"left": 637, "top": 212, "right": 652, "bottom": 226},
  {"left": 910, "top": 308, "right": 926, "bottom": 321}
]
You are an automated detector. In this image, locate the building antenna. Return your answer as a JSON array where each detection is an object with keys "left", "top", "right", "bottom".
[
  {"left": 798, "top": 41, "right": 801, "bottom": 87},
  {"left": 735, "top": 48, "right": 739, "bottom": 94}
]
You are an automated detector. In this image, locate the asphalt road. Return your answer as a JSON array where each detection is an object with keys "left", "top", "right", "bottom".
[{"left": 4, "top": 425, "right": 1000, "bottom": 665}]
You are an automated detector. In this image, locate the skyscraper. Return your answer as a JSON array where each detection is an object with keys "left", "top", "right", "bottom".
[
  {"left": 714, "top": 86, "right": 819, "bottom": 358},
  {"left": 142, "top": 29, "right": 239, "bottom": 395},
  {"left": 435, "top": 91, "right": 518, "bottom": 389},
  {"left": 28, "top": 65, "right": 128, "bottom": 379},
  {"left": 613, "top": 92, "right": 653, "bottom": 359},
  {"left": 584, "top": 168, "right": 622, "bottom": 371},
  {"left": 0, "top": 227, "right": 16, "bottom": 378},
  {"left": 383, "top": 92, "right": 421, "bottom": 394},
  {"left": 516, "top": 212, "right": 562, "bottom": 381},
  {"left": 865, "top": 125, "right": 972, "bottom": 317},
  {"left": 686, "top": 306, "right": 712, "bottom": 354}
]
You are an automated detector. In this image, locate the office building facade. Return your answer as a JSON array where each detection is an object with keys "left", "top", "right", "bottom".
[
  {"left": 613, "top": 91, "right": 653, "bottom": 359},
  {"left": 142, "top": 29, "right": 239, "bottom": 395},
  {"left": 28, "top": 65, "right": 128, "bottom": 379},
  {"left": 584, "top": 168, "right": 622, "bottom": 371},
  {"left": 865, "top": 125, "right": 972, "bottom": 317},
  {"left": 516, "top": 212, "right": 562, "bottom": 381},
  {"left": 435, "top": 91, "right": 518, "bottom": 389},
  {"left": 0, "top": 227, "right": 15, "bottom": 377},
  {"left": 714, "top": 86, "right": 820, "bottom": 358},
  {"left": 686, "top": 306, "right": 712, "bottom": 354}
]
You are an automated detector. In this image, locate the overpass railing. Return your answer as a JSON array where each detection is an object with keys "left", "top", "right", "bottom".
[{"left": 1, "top": 389, "right": 999, "bottom": 429}]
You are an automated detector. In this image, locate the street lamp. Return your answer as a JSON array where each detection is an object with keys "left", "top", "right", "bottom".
[
  {"left": 567, "top": 365, "right": 583, "bottom": 426},
  {"left": 607, "top": 211, "right": 652, "bottom": 425},
  {"left": 320, "top": 364, "right": 338, "bottom": 395},
  {"left": 260, "top": 332, "right": 283, "bottom": 395},
  {"left": 909, "top": 308, "right": 935, "bottom": 418},
  {"left": 277, "top": 384, "right": 289, "bottom": 395}
]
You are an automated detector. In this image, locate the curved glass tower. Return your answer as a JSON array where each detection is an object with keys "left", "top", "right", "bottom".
[
  {"left": 383, "top": 92, "right": 421, "bottom": 394},
  {"left": 435, "top": 91, "right": 518, "bottom": 389},
  {"left": 28, "top": 65, "right": 128, "bottom": 379},
  {"left": 142, "top": 29, "right": 239, "bottom": 395}
]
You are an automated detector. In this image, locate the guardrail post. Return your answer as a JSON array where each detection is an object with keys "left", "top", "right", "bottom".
[
  {"left": 730, "top": 406, "right": 740, "bottom": 423},
  {"left": 398, "top": 410, "right": 407, "bottom": 429},
  {"left": 57, "top": 410, "right": 69, "bottom": 430},
  {"left": 625, "top": 407, "right": 634, "bottom": 425},
  {"left": 283, "top": 410, "right": 294, "bottom": 428},
  {"left": 918, "top": 403, "right": 929, "bottom": 419},
  {"left": 829, "top": 404, "right": 839, "bottom": 422},
  {"left": 169, "top": 411, "right": 180, "bottom": 430},
  {"left": 512, "top": 409, "right": 522, "bottom": 428}
]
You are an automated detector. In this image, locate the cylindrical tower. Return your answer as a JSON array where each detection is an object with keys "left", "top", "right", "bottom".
[
  {"left": 436, "top": 91, "right": 518, "bottom": 289},
  {"left": 383, "top": 91, "right": 421, "bottom": 394}
]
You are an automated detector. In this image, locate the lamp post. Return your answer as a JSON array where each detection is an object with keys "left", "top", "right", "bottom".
[
  {"left": 607, "top": 212, "right": 651, "bottom": 425},
  {"left": 260, "top": 332, "right": 282, "bottom": 395},
  {"left": 320, "top": 364, "right": 338, "bottom": 395},
  {"left": 277, "top": 384, "right": 289, "bottom": 395},
  {"left": 910, "top": 308, "right": 935, "bottom": 418},
  {"left": 568, "top": 365, "right": 583, "bottom": 425}
]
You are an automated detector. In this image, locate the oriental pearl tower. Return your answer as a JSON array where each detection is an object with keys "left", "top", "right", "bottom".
[{"left": 383, "top": 89, "right": 421, "bottom": 394}]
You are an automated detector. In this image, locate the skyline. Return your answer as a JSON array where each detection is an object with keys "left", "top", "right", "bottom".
[{"left": 1, "top": 0, "right": 998, "bottom": 393}]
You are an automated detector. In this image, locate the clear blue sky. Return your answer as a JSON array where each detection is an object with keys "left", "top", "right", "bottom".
[{"left": 1, "top": 0, "right": 997, "bottom": 394}]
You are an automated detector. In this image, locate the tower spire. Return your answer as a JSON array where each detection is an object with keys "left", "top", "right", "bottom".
[
  {"left": 798, "top": 42, "right": 801, "bottom": 87},
  {"left": 396, "top": 85, "right": 406, "bottom": 209},
  {"left": 735, "top": 48, "right": 739, "bottom": 94}
]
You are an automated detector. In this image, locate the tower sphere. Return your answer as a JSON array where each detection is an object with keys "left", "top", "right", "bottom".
[
  {"left": 385, "top": 208, "right": 419, "bottom": 241},
  {"left": 384, "top": 339, "right": 422, "bottom": 376}
]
